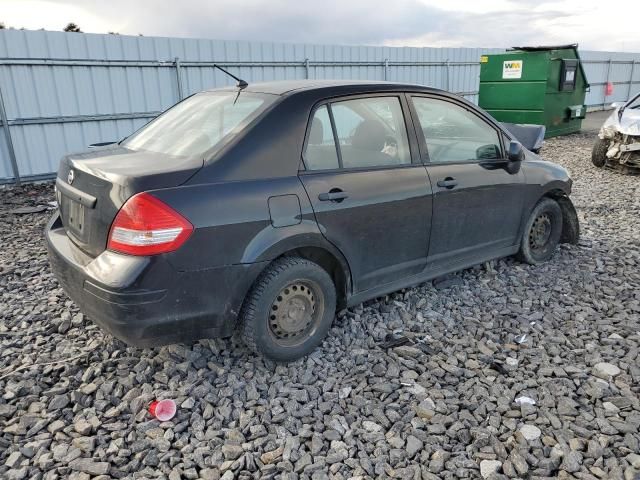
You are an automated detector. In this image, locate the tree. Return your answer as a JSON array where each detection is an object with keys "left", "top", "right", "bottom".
[
  {"left": 64, "top": 23, "right": 81, "bottom": 33},
  {"left": 0, "top": 22, "right": 5, "bottom": 29}
]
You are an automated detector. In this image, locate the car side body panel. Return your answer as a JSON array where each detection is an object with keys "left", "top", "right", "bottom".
[
  {"left": 424, "top": 161, "right": 525, "bottom": 269},
  {"left": 45, "top": 80, "right": 578, "bottom": 350},
  {"left": 300, "top": 166, "right": 433, "bottom": 293},
  {"left": 150, "top": 176, "right": 316, "bottom": 271}
]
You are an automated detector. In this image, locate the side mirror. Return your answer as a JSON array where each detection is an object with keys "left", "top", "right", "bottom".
[
  {"left": 610, "top": 101, "right": 625, "bottom": 109},
  {"left": 508, "top": 140, "right": 525, "bottom": 162}
]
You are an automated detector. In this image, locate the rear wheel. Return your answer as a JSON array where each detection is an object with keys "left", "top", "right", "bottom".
[
  {"left": 592, "top": 138, "right": 608, "bottom": 168},
  {"left": 517, "top": 198, "right": 563, "bottom": 265},
  {"left": 239, "top": 256, "right": 336, "bottom": 362}
]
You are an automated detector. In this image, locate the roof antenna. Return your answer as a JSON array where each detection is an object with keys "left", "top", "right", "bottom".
[{"left": 213, "top": 64, "right": 248, "bottom": 89}]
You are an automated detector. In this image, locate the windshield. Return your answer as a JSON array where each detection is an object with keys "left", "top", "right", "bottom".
[
  {"left": 626, "top": 92, "right": 640, "bottom": 110},
  {"left": 123, "top": 92, "right": 273, "bottom": 156}
]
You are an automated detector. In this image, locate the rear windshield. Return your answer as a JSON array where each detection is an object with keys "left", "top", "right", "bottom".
[{"left": 122, "top": 92, "right": 273, "bottom": 157}]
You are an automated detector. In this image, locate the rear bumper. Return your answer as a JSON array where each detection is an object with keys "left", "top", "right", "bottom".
[{"left": 46, "top": 213, "right": 265, "bottom": 347}]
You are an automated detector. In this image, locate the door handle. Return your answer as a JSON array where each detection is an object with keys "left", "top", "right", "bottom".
[
  {"left": 437, "top": 177, "right": 458, "bottom": 189},
  {"left": 318, "top": 189, "right": 348, "bottom": 202}
]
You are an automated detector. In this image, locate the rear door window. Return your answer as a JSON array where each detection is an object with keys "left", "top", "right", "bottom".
[
  {"left": 332, "top": 97, "right": 411, "bottom": 168},
  {"left": 303, "top": 105, "right": 340, "bottom": 170},
  {"left": 411, "top": 97, "right": 502, "bottom": 163},
  {"left": 303, "top": 96, "right": 412, "bottom": 171}
]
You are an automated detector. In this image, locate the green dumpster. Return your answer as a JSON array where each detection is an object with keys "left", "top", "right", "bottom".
[{"left": 478, "top": 44, "right": 589, "bottom": 138}]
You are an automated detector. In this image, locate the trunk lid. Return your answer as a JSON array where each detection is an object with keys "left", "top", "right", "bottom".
[{"left": 56, "top": 145, "right": 202, "bottom": 257}]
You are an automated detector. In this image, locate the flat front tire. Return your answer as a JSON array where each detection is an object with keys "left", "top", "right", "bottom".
[
  {"left": 517, "top": 198, "right": 563, "bottom": 265},
  {"left": 239, "top": 256, "right": 336, "bottom": 362}
]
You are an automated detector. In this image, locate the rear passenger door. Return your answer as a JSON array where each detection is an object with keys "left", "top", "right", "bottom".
[
  {"left": 409, "top": 94, "right": 525, "bottom": 269},
  {"left": 299, "top": 94, "right": 433, "bottom": 293}
]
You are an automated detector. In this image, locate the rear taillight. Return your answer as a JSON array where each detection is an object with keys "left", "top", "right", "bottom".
[{"left": 107, "top": 193, "right": 193, "bottom": 256}]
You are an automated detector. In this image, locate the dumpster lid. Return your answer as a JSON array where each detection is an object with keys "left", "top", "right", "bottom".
[
  {"left": 507, "top": 43, "right": 589, "bottom": 88},
  {"left": 508, "top": 44, "right": 578, "bottom": 51}
]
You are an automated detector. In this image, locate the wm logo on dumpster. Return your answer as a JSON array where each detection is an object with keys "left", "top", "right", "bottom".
[{"left": 502, "top": 60, "right": 523, "bottom": 79}]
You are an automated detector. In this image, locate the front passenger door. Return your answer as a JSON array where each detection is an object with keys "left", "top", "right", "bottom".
[{"left": 410, "top": 95, "right": 524, "bottom": 269}]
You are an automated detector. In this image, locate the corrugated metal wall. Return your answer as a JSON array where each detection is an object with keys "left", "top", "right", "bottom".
[
  {"left": 581, "top": 51, "right": 640, "bottom": 107},
  {"left": 0, "top": 29, "right": 639, "bottom": 183}
]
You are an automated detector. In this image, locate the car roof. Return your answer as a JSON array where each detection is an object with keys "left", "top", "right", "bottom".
[{"left": 211, "top": 79, "right": 442, "bottom": 96}]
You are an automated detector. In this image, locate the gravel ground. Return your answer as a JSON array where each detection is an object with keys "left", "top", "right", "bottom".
[{"left": 1, "top": 133, "right": 639, "bottom": 480}]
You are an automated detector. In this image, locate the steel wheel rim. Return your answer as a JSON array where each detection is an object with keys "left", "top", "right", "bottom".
[
  {"left": 529, "top": 213, "right": 552, "bottom": 251},
  {"left": 268, "top": 280, "right": 324, "bottom": 346}
]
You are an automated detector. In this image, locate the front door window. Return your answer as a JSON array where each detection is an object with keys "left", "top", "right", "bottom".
[{"left": 412, "top": 97, "right": 502, "bottom": 163}]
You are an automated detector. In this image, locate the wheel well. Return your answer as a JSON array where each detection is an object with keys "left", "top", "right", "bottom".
[
  {"left": 543, "top": 188, "right": 567, "bottom": 201},
  {"left": 542, "top": 189, "right": 580, "bottom": 245},
  {"left": 280, "top": 247, "right": 350, "bottom": 309}
]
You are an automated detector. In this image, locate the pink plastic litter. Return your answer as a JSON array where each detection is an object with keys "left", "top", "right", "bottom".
[{"left": 149, "top": 399, "right": 177, "bottom": 421}]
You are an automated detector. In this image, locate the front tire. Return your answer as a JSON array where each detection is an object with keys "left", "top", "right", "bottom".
[
  {"left": 239, "top": 256, "right": 336, "bottom": 362},
  {"left": 592, "top": 138, "right": 608, "bottom": 168},
  {"left": 517, "top": 198, "right": 563, "bottom": 265}
]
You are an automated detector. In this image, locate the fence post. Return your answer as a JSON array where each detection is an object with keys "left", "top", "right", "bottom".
[
  {"left": 304, "top": 58, "right": 310, "bottom": 79},
  {"left": 174, "top": 57, "right": 184, "bottom": 101},
  {"left": 628, "top": 60, "right": 636, "bottom": 102},
  {"left": 0, "top": 85, "right": 20, "bottom": 185},
  {"left": 444, "top": 59, "right": 450, "bottom": 92},
  {"left": 383, "top": 58, "right": 388, "bottom": 81},
  {"left": 603, "top": 58, "right": 612, "bottom": 108}
]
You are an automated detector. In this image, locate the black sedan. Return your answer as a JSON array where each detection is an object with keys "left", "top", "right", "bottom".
[{"left": 47, "top": 80, "right": 580, "bottom": 361}]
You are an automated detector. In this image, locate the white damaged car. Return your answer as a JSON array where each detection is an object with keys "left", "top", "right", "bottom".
[{"left": 592, "top": 92, "right": 640, "bottom": 173}]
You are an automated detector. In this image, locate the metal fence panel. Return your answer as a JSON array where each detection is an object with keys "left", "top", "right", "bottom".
[
  {"left": 0, "top": 29, "right": 639, "bottom": 183},
  {"left": 582, "top": 50, "right": 640, "bottom": 107}
]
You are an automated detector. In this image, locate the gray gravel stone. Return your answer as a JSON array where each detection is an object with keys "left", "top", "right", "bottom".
[
  {"left": 519, "top": 424, "right": 542, "bottom": 442},
  {"left": 68, "top": 458, "right": 110, "bottom": 476},
  {"left": 73, "top": 420, "right": 92, "bottom": 436},
  {"left": 628, "top": 454, "right": 640, "bottom": 469},
  {"left": 5, "top": 451, "right": 22, "bottom": 468},
  {"left": 561, "top": 450, "right": 583, "bottom": 473},
  {"left": 221, "top": 444, "right": 243, "bottom": 461},
  {"left": 405, "top": 435, "right": 423, "bottom": 458},
  {"left": 5, "top": 467, "right": 29, "bottom": 480},
  {"left": 593, "top": 362, "right": 622, "bottom": 379},
  {"left": 509, "top": 450, "right": 529, "bottom": 476},
  {"left": 48, "top": 394, "right": 69, "bottom": 410},
  {"left": 480, "top": 459, "right": 502, "bottom": 478},
  {"left": 415, "top": 398, "right": 436, "bottom": 420}
]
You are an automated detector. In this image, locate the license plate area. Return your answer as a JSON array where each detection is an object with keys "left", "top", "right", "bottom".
[{"left": 62, "top": 195, "right": 85, "bottom": 234}]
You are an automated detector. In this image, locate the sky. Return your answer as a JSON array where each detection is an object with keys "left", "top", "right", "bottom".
[{"left": 0, "top": 0, "right": 638, "bottom": 52}]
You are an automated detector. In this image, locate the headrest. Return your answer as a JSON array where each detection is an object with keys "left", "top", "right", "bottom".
[{"left": 351, "top": 120, "right": 386, "bottom": 151}]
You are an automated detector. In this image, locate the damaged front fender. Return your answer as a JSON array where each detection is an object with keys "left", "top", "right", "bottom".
[{"left": 556, "top": 196, "right": 580, "bottom": 245}]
